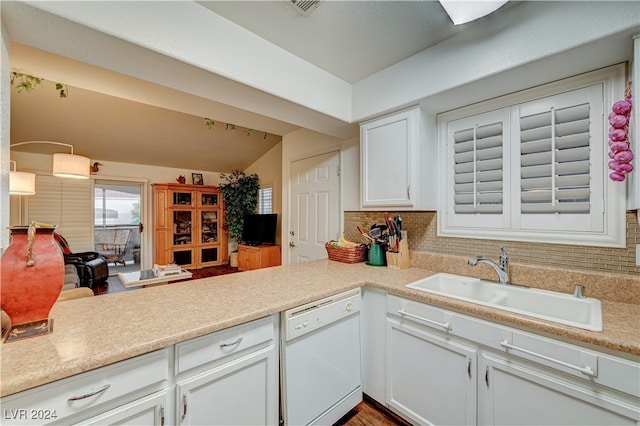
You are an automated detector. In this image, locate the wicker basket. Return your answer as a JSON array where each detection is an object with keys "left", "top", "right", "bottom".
[{"left": 325, "top": 242, "right": 367, "bottom": 264}]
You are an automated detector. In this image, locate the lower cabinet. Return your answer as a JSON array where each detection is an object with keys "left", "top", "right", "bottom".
[
  {"left": 0, "top": 349, "right": 170, "bottom": 425},
  {"left": 76, "top": 391, "right": 169, "bottom": 426},
  {"left": 479, "top": 351, "right": 639, "bottom": 425},
  {"left": 173, "top": 315, "right": 279, "bottom": 425},
  {"left": 386, "top": 294, "right": 640, "bottom": 426},
  {"left": 386, "top": 298, "right": 476, "bottom": 425},
  {"left": 1, "top": 316, "right": 279, "bottom": 426}
]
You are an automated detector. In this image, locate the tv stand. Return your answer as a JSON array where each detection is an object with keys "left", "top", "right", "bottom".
[{"left": 237, "top": 244, "right": 281, "bottom": 271}]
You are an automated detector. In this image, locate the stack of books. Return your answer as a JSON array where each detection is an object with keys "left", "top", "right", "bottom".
[{"left": 153, "top": 263, "right": 183, "bottom": 277}]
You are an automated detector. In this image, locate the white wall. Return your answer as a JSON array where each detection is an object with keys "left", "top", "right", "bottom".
[
  {"left": 1, "top": 24, "right": 11, "bottom": 250},
  {"left": 352, "top": 1, "right": 640, "bottom": 121},
  {"left": 280, "top": 128, "right": 359, "bottom": 264}
]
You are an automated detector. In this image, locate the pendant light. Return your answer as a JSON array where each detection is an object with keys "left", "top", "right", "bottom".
[
  {"left": 10, "top": 141, "right": 90, "bottom": 179},
  {"left": 9, "top": 161, "right": 36, "bottom": 195}
]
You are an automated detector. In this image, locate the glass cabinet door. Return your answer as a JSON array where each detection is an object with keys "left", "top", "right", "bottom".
[
  {"left": 199, "top": 192, "right": 218, "bottom": 208},
  {"left": 172, "top": 190, "right": 194, "bottom": 207},
  {"left": 200, "top": 210, "right": 219, "bottom": 244},
  {"left": 173, "top": 210, "right": 193, "bottom": 246}
]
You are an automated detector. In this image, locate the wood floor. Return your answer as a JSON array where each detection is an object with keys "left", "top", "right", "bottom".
[
  {"left": 92, "top": 266, "right": 410, "bottom": 426},
  {"left": 335, "top": 395, "right": 412, "bottom": 426}
]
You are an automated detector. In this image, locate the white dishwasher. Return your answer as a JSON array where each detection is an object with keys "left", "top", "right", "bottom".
[{"left": 281, "top": 288, "right": 362, "bottom": 426}]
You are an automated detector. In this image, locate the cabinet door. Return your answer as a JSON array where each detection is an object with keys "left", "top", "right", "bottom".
[
  {"left": 360, "top": 107, "right": 419, "bottom": 208},
  {"left": 387, "top": 317, "right": 476, "bottom": 425},
  {"left": 238, "top": 246, "right": 260, "bottom": 271},
  {"left": 361, "top": 287, "right": 387, "bottom": 404},
  {"left": 479, "top": 352, "right": 640, "bottom": 425},
  {"left": 75, "top": 391, "right": 169, "bottom": 426},
  {"left": 176, "top": 345, "right": 278, "bottom": 426}
]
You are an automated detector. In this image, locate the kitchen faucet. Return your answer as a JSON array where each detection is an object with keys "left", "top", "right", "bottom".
[{"left": 468, "top": 247, "right": 510, "bottom": 285}]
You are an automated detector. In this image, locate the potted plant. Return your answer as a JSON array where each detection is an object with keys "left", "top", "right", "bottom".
[{"left": 218, "top": 170, "right": 260, "bottom": 264}]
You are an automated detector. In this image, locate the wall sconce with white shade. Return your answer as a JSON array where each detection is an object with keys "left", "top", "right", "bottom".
[
  {"left": 9, "top": 160, "right": 36, "bottom": 195},
  {"left": 10, "top": 141, "right": 90, "bottom": 179}
]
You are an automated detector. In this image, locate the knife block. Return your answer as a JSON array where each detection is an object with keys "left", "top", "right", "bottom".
[{"left": 386, "top": 239, "right": 409, "bottom": 270}]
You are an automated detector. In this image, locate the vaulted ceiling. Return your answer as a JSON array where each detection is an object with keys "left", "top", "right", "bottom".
[{"left": 5, "top": 0, "right": 518, "bottom": 172}]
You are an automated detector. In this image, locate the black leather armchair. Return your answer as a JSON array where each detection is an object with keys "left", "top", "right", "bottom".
[{"left": 55, "top": 233, "right": 109, "bottom": 289}]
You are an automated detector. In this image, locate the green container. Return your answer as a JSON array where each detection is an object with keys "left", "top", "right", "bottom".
[{"left": 367, "top": 244, "right": 386, "bottom": 266}]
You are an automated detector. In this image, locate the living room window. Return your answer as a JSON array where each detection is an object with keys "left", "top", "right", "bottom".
[
  {"left": 437, "top": 64, "right": 627, "bottom": 247},
  {"left": 258, "top": 186, "right": 273, "bottom": 214}
]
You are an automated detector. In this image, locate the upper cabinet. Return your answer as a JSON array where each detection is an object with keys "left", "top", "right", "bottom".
[
  {"left": 360, "top": 106, "right": 436, "bottom": 210},
  {"left": 437, "top": 65, "right": 627, "bottom": 247}
]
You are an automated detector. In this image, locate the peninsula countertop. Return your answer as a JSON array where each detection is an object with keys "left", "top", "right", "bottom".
[{"left": 2, "top": 259, "right": 639, "bottom": 397}]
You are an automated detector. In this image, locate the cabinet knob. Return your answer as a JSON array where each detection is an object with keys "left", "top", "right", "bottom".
[{"left": 289, "top": 242, "right": 295, "bottom": 247}]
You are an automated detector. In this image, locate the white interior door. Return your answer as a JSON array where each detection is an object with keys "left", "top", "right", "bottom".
[{"left": 289, "top": 151, "right": 340, "bottom": 263}]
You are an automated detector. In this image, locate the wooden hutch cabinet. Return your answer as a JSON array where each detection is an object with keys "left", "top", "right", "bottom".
[{"left": 153, "top": 183, "right": 227, "bottom": 268}]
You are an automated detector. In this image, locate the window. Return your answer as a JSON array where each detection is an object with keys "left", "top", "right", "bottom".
[
  {"left": 94, "top": 183, "right": 141, "bottom": 227},
  {"left": 258, "top": 186, "right": 273, "bottom": 214},
  {"left": 438, "top": 65, "right": 626, "bottom": 247}
]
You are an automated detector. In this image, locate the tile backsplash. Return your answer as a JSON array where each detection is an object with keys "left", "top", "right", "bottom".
[{"left": 344, "top": 211, "right": 640, "bottom": 276}]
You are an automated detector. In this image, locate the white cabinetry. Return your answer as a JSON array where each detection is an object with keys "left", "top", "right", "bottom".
[
  {"left": 360, "top": 286, "right": 387, "bottom": 403},
  {"left": 76, "top": 391, "right": 169, "bottom": 425},
  {"left": 479, "top": 351, "right": 639, "bottom": 425},
  {"left": 1, "top": 349, "right": 170, "bottom": 425},
  {"left": 386, "top": 296, "right": 476, "bottom": 425},
  {"left": 385, "top": 294, "right": 640, "bottom": 425},
  {"left": 173, "top": 315, "right": 279, "bottom": 425},
  {"left": 360, "top": 106, "right": 435, "bottom": 209}
]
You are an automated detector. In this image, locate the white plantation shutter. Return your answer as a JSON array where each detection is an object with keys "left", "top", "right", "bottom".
[
  {"left": 445, "top": 108, "right": 510, "bottom": 229},
  {"left": 258, "top": 187, "right": 273, "bottom": 214},
  {"left": 25, "top": 175, "right": 93, "bottom": 252},
  {"left": 520, "top": 103, "right": 591, "bottom": 214},
  {"left": 453, "top": 122, "right": 504, "bottom": 214},
  {"left": 439, "top": 65, "right": 624, "bottom": 247},
  {"left": 515, "top": 85, "right": 605, "bottom": 234}
]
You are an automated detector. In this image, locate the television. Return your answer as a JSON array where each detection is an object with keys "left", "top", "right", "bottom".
[{"left": 241, "top": 214, "right": 277, "bottom": 246}]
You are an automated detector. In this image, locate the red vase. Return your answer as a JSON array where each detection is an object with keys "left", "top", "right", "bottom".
[{"left": 1, "top": 225, "right": 64, "bottom": 332}]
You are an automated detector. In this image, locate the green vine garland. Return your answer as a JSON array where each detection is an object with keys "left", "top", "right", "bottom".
[{"left": 10, "top": 72, "right": 68, "bottom": 98}]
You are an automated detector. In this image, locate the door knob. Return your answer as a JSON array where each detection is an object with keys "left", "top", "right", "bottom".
[{"left": 289, "top": 242, "right": 295, "bottom": 247}]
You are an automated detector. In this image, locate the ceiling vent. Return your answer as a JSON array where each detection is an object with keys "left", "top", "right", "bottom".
[{"left": 290, "top": 0, "right": 320, "bottom": 16}]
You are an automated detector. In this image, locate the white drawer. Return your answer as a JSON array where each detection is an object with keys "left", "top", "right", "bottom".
[
  {"left": 175, "top": 315, "right": 276, "bottom": 375},
  {"left": 387, "top": 294, "right": 453, "bottom": 333},
  {"left": 504, "top": 329, "right": 640, "bottom": 397},
  {"left": 1, "top": 349, "right": 169, "bottom": 425}
]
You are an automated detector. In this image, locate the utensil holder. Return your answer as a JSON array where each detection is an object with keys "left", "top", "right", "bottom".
[{"left": 386, "top": 238, "right": 409, "bottom": 270}]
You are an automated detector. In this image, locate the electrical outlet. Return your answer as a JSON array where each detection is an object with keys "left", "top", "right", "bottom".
[{"left": 637, "top": 244, "right": 640, "bottom": 266}]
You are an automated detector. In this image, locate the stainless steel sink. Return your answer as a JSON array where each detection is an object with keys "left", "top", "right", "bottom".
[{"left": 406, "top": 273, "right": 602, "bottom": 332}]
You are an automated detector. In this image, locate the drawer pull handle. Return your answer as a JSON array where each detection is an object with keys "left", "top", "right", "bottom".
[
  {"left": 500, "top": 340, "right": 596, "bottom": 377},
  {"left": 397, "top": 309, "right": 450, "bottom": 331},
  {"left": 67, "top": 384, "right": 111, "bottom": 402},
  {"left": 220, "top": 337, "right": 243, "bottom": 351}
]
